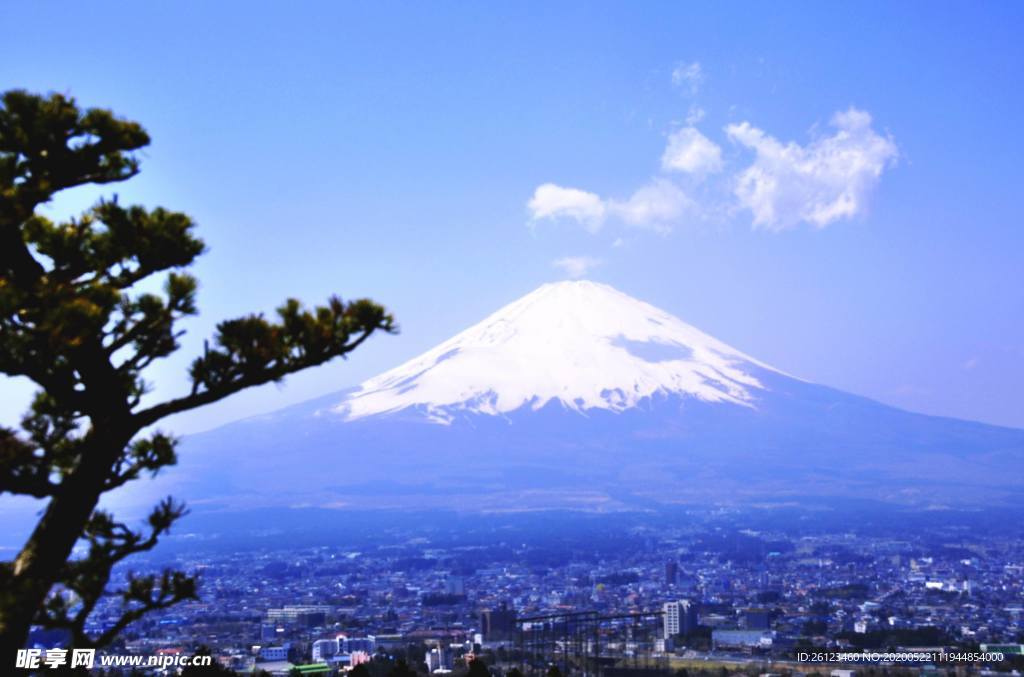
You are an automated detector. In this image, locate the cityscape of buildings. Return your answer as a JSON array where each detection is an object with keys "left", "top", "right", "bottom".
[{"left": 35, "top": 508, "right": 1024, "bottom": 675}]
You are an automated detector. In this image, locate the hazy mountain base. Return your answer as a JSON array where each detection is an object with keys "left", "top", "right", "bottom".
[
  {"left": 109, "top": 365, "right": 1024, "bottom": 515},
  {"left": 3, "top": 369, "right": 1021, "bottom": 551},
  {"left": 10, "top": 280, "right": 1021, "bottom": 543},
  {"left": 106, "top": 501, "right": 1024, "bottom": 558}
]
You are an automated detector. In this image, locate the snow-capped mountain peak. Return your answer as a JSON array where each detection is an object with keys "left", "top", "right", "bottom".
[{"left": 335, "top": 280, "right": 779, "bottom": 423}]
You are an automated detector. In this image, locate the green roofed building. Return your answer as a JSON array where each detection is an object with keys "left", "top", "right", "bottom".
[
  {"left": 293, "top": 664, "right": 332, "bottom": 675},
  {"left": 980, "top": 644, "right": 1024, "bottom": 655}
]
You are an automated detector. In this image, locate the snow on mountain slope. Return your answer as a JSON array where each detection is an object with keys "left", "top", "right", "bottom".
[
  {"left": 90, "top": 280, "right": 1024, "bottom": 515},
  {"left": 335, "top": 280, "right": 782, "bottom": 423}
]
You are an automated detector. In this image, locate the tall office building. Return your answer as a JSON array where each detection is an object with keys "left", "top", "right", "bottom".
[
  {"left": 662, "top": 599, "right": 698, "bottom": 639},
  {"left": 479, "top": 601, "right": 517, "bottom": 641},
  {"left": 665, "top": 561, "right": 679, "bottom": 586}
]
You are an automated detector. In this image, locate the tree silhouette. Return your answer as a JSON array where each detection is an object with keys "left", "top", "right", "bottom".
[
  {"left": 0, "top": 90, "right": 394, "bottom": 657},
  {"left": 388, "top": 658, "right": 418, "bottom": 677},
  {"left": 467, "top": 658, "right": 492, "bottom": 677}
]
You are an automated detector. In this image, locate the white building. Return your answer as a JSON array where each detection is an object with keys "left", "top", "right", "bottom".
[
  {"left": 312, "top": 639, "right": 339, "bottom": 662},
  {"left": 711, "top": 629, "right": 772, "bottom": 650},
  {"left": 662, "top": 599, "right": 697, "bottom": 639},
  {"left": 426, "top": 647, "right": 449, "bottom": 672}
]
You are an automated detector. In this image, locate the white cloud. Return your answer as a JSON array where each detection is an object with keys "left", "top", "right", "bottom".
[
  {"left": 528, "top": 179, "right": 692, "bottom": 235},
  {"left": 527, "top": 183, "right": 607, "bottom": 232},
  {"left": 661, "top": 127, "right": 723, "bottom": 175},
  {"left": 609, "top": 179, "right": 692, "bottom": 232},
  {"left": 726, "top": 107, "right": 898, "bottom": 230},
  {"left": 552, "top": 256, "right": 603, "bottom": 279},
  {"left": 671, "top": 61, "right": 704, "bottom": 94},
  {"left": 527, "top": 102, "right": 898, "bottom": 237},
  {"left": 685, "top": 105, "right": 706, "bottom": 125}
]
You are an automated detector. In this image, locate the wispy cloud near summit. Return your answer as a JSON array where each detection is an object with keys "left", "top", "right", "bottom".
[
  {"left": 528, "top": 184, "right": 606, "bottom": 233},
  {"left": 552, "top": 256, "right": 603, "bottom": 279},
  {"left": 528, "top": 179, "right": 693, "bottom": 235}
]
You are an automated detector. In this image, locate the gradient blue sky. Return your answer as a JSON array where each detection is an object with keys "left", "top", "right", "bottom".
[{"left": 3, "top": 2, "right": 1022, "bottom": 432}]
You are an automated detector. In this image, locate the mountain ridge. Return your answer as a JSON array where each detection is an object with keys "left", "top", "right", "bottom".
[
  {"left": 336, "top": 280, "right": 782, "bottom": 423},
  {"left": 107, "top": 280, "right": 1024, "bottom": 513}
]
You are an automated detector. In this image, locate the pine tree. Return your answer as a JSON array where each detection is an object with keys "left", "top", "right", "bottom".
[{"left": 0, "top": 90, "right": 395, "bottom": 657}]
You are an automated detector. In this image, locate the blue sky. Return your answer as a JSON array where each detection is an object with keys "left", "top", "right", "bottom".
[{"left": 2, "top": 2, "right": 1022, "bottom": 432}]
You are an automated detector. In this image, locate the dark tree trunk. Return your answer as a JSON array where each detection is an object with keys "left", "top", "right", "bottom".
[{"left": 0, "top": 431, "right": 128, "bottom": 658}]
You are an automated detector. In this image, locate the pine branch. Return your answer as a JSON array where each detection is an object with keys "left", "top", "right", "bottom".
[
  {"left": 36, "top": 499, "right": 191, "bottom": 648},
  {"left": 0, "top": 427, "right": 58, "bottom": 497},
  {"left": 134, "top": 296, "right": 395, "bottom": 427},
  {"left": 104, "top": 433, "right": 177, "bottom": 491},
  {"left": 92, "top": 569, "right": 197, "bottom": 648},
  {"left": 106, "top": 274, "right": 198, "bottom": 366},
  {"left": 0, "top": 90, "right": 149, "bottom": 222}
]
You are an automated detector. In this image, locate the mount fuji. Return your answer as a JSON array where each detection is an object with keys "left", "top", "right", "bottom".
[
  {"left": 149, "top": 281, "right": 1023, "bottom": 512},
  {"left": 342, "top": 280, "right": 775, "bottom": 423}
]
